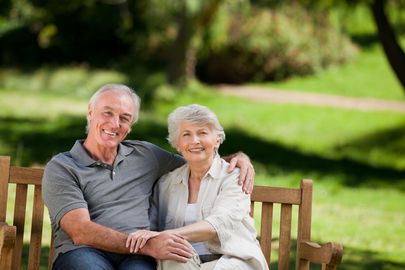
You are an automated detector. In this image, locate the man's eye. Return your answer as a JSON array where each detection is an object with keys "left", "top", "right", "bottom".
[{"left": 104, "top": 111, "right": 112, "bottom": 116}]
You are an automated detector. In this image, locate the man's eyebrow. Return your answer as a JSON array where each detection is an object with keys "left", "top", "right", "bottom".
[
  {"left": 103, "top": 106, "right": 114, "bottom": 111},
  {"left": 103, "top": 106, "right": 133, "bottom": 116}
]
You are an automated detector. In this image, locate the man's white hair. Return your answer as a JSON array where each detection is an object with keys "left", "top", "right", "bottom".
[{"left": 86, "top": 83, "right": 141, "bottom": 133}]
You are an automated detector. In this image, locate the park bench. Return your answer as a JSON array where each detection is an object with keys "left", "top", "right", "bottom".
[{"left": 0, "top": 155, "right": 343, "bottom": 270}]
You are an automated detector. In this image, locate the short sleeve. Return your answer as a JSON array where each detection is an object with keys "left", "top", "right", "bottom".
[{"left": 42, "top": 156, "right": 88, "bottom": 228}]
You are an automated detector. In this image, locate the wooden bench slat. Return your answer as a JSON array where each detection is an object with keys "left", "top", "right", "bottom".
[
  {"left": 28, "top": 185, "right": 44, "bottom": 270},
  {"left": 252, "top": 186, "right": 301, "bottom": 204},
  {"left": 48, "top": 232, "right": 55, "bottom": 270},
  {"left": 0, "top": 157, "right": 11, "bottom": 221},
  {"left": 260, "top": 202, "right": 273, "bottom": 265},
  {"left": 0, "top": 222, "right": 16, "bottom": 269},
  {"left": 279, "top": 203, "right": 293, "bottom": 270},
  {"left": 9, "top": 167, "right": 44, "bottom": 186},
  {"left": 296, "top": 179, "right": 313, "bottom": 270},
  {"left": 13, "top": 184, "right": 28, "bottom": 270}
]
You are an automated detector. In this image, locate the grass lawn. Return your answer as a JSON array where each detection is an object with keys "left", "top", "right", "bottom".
[{"left": 254, "top": 44, "right": 405, "bottom": 101}]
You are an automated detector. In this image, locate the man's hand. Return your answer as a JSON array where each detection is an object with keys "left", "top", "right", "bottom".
[
  {"left": 141, "top": 231, "right": 193, "bottom": 262},
  {"left": 225, "top": 152, "right": 255, "bottom": 194}
]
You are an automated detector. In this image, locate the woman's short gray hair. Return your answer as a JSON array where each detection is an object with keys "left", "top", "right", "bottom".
[
  {"left": 167, "top": 104, "right": 225, "bottom": 148},
  {"left": 86, "top": 83, "right": 141, "bottom": 133}
]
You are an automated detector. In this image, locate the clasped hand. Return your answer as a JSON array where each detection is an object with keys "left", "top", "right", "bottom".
[{"left": 126, "top": 230, "right": 193, "bottom": 262}]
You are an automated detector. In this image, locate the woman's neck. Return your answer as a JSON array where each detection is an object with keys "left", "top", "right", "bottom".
[
  {"left": 188, "top": 161, "right": 212, "bottom": 182},
  {"left": 187, "top": 159, "right": 213, "bottom": 203}
]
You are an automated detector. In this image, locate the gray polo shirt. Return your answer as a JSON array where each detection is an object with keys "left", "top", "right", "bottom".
[{"left": 42, "top": 139, "right": 184, "bottom": 261}]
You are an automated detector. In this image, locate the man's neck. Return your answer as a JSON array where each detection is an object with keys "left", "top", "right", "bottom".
[{"left": 83, "top": 139, "right": 118, "bottom": 165}]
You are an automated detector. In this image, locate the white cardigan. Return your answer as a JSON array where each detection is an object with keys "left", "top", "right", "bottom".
[{"left": 149, "top": 156, "right": 269, "bottom": 270}]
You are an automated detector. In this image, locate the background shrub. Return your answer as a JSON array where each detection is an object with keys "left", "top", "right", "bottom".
[{"left": 196, "top": 5, "right": 358, "bottom": 84}]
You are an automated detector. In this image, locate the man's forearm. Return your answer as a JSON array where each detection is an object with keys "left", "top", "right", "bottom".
[{"left": 71, "top": 220, "right": 130, "bottom": 254}]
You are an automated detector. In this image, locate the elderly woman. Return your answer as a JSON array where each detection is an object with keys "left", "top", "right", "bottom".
[{"left": 127, "top": 104, "right": 268, "bottom": 270}]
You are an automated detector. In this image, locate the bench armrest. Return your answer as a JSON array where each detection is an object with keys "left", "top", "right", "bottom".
[
  {"left": 0, "top": 222, "right": 17, "bottom": 269},
  {"left": 299, "top": 240, "right": 343, "bottom": 267}
]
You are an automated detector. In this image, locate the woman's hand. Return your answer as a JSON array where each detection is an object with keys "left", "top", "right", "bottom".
[{"left": 126, "top": 230, "right": 160, "bottom": 253}]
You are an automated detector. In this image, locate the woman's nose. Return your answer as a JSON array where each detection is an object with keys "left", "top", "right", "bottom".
[{"left": 192, "top": 135, "right": 201, "bottom": 144}]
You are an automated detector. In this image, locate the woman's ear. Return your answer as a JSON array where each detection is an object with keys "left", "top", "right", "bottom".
[{"left": 215, "top": 136, "right": 221, "bottom": 147}]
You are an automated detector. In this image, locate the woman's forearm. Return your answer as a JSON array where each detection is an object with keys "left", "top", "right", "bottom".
[{"left": 169, "top": 221, "right": 217, "bottom": 243}]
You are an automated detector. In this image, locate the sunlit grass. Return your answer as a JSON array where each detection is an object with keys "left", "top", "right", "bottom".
[
  {"left": 0, "top": 90, "right": 87, "bottom": 118},
  {"left": 254, "top": 45, "right": 405, "bottom": 100}
]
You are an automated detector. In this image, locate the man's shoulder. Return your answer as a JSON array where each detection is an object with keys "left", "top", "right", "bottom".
[
  {"left": 122, "top": 140, "right": 159, "bottom": 150},
  {"left": 122, "top": 140, "right": 173, "bottom": 158},
  {"left": 43, "top": 151, "right": 75, "bottom": 177},
  {"left": 47, "top": 151, "right": 73, "bottom": 165}
]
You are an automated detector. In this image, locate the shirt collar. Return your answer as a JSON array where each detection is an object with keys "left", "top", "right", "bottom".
[
  {"left": 206, "top": 154, "right": 222, "bottom": 180},
  {"left": 70, "top": 140, "right": 134, "bottom": 167}
]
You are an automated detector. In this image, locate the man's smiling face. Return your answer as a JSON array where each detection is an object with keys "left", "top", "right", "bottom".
[{"left": 86, "top": 90, "right": 135, "bottom": 150}]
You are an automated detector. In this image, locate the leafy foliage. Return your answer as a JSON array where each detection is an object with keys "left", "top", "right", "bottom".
[{"left": 197, "top": 4, "right": 358, "bottom": 83}]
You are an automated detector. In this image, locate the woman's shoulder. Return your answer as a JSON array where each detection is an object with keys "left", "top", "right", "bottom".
[
  {"left": 216, "top": 157, "right": 240, "bottom": 182},
  {"left": 211, "top": 158, "right": 240, "bottom": 188},
  {"left": 157, "top": 163, "right": 188, "bottom": 186}
]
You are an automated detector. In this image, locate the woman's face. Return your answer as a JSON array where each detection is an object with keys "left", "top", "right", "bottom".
[{"left": 176, "top": 121, "right": 220, "bottom": 165}]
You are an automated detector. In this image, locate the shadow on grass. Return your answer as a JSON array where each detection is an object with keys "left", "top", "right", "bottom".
[
  {"left": 222, "top": 127, "right": 405, "bottom": 189},
  {"left": 1, "top": 116, "right": 404, "bottom": 189},
  {"left": 334, "top": 123, "right": 405, "bottom": 161}
]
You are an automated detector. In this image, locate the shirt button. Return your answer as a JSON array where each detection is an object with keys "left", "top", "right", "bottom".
[{"left": 113, "top": 171, "right": 116, "bottom": 175}]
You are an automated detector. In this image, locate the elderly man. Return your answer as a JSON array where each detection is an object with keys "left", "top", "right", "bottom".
[{"left": 42, "top": 84, "right": 254, "bottom": 270}]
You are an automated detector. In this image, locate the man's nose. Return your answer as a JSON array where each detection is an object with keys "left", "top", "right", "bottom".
[{"left": 110, "top": 116, "right": 120, "bottom": 128}]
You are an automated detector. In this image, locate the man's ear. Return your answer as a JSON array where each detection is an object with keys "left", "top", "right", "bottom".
[{"left": 87, "top": 104, "right": 93, "bottom": 121}]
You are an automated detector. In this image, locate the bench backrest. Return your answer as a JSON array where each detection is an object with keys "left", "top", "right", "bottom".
[
  {"left": 250, "top": 180, "right": 313, "bottom": 270},
  {"left": 0, "top": 156, "right": 53, "bottom": 270}
]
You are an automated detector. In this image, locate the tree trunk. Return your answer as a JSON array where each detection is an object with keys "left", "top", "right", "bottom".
[
  {"left": 370, "top": 0, "right": 405, "bottom": 91},
  {"left": 167, "top": 3, "right": 191, "bottom": 85},
  {"left": 167, "top": 0, "right": 221, "bottom": 86}
]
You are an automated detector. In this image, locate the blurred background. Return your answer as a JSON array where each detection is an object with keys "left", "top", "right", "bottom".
[{"left": 1, "top": 0, "right": 405, "bottom": 269}]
